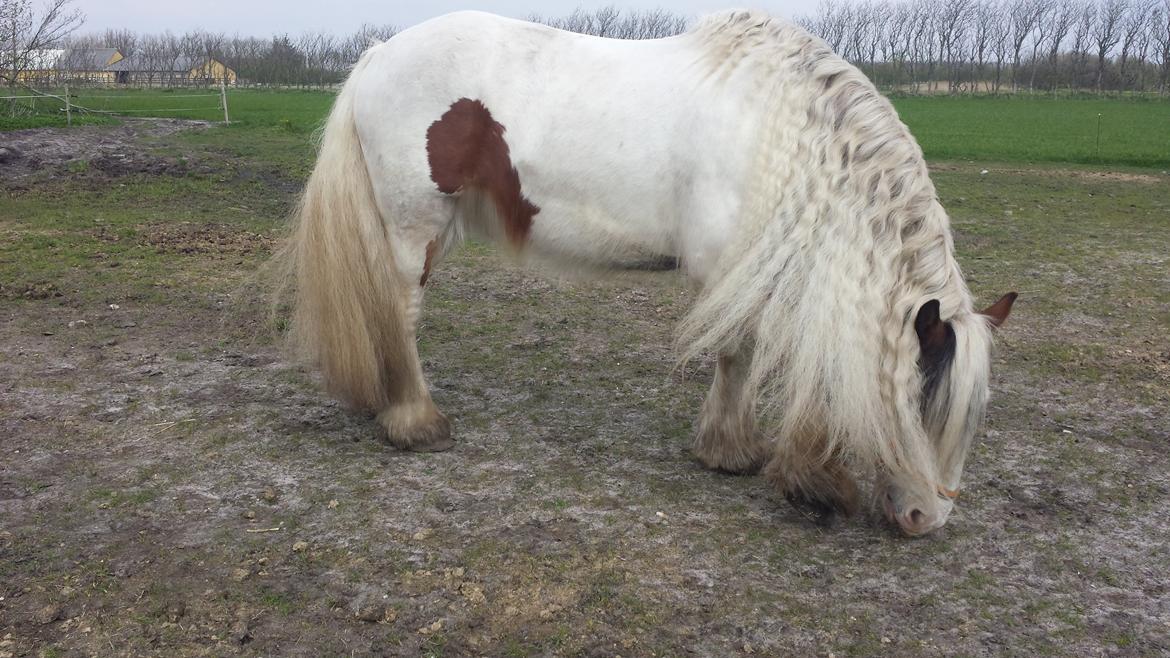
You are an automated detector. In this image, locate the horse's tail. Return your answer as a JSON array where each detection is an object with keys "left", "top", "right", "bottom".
[{"left": 273, "top": 53, "right": 410, "bottom": 412}]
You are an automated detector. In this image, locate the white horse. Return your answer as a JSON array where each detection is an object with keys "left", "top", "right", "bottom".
[{"left": 275, "top": 10, "right": 1016, "bottom": 535}]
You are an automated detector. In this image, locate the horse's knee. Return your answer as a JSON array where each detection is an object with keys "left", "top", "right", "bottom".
[{"left": 377, "top": 401, "right": 454, "bottom": 452}]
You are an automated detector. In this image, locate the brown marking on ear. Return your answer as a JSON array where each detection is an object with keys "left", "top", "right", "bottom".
[
  {"left": 419, "top": 239, "right": 438, "bottom": 287},
  {"left": 425, "top": 98, "right": 539, "bottom": 246},
  {"left": 981, "top": 292, "right": 1018, "bottom": 328}
]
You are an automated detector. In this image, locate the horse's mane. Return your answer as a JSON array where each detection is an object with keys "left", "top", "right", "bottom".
[{"left": 677, "top": 11, "right": 990, "bottom": 491}]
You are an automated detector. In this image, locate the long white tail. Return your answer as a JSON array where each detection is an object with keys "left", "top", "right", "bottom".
[{"left": 276, "top": 55, "right": 413, "bottom": 412}]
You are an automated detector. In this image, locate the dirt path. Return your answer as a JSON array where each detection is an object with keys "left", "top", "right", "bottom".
[{"left": 0, "top": 119, "right": 210, "bottom": 184}]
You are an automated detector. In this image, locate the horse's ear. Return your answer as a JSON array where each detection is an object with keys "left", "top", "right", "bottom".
[
  {"left": 915, "top": 299, "right": 947, "bottom": 352},
  {"left": 980, "top": 292, "right": 1018, "bottom": 329}
]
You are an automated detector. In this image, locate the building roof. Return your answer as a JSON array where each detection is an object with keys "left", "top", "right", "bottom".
[{"left": 58, "top": 48, "right": 122, "bottom": 70}]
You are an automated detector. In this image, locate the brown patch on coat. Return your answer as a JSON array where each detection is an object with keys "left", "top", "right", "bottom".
[
  {"left": 425, "top": 98, "right": 539, "bottom": 246},
  {"left": 419, "top": 239, "right": 439, "bottom": 287}
]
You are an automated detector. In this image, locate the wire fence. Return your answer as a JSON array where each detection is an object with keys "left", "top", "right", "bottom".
[{"left": 1, "top": 84, "right": 231, "bottom": 126}]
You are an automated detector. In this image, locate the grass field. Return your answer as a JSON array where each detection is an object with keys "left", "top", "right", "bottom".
[
  {"left": 1, "top": 91, "right": 1168, "bottom": 655},
  {"left": 4, "top": 88, "right": 1169, "bottom": 168},
  {"left": 893, "top": 94, "right": 1170, "bottom": 168}
]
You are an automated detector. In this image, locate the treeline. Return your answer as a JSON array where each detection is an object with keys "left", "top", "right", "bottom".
[
  {"left": 800, "top": 0, "right": 1170, "bottom": 93},
  {"left": 67, "top": 24, "right": 399, "bottom": 87},
  {"left": 61, "top": 1, "right": 1170, "bottom": 93}
]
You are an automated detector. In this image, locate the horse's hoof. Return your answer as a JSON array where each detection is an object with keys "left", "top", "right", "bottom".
[
  {"left": 406, "top": 432, "right": 455, "bottom": 452},
  {"left": 784, "top": 492, "right": 841, "bottom": 527},
  {"left": 379, "top": 407, "right": 454, "bottom": 452},
  {"left": 699, "top": 454, "right": 763, "bottom": 476},
  {"left": 692, "top": 433, "right": 765, "bottom": 475}
]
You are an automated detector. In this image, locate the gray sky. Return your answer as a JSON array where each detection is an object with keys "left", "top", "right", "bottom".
[{"left": 73, "top": 1, "right": 822, "bottom": 37}]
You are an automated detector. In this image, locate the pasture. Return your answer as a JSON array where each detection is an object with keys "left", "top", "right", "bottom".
[{"left": 1, "top": 94, "right": 1169, "bottom": 656}]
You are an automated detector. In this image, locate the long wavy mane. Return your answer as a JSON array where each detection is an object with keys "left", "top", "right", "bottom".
[{"left": 677, "top": 11, "right": 993, "bottom": 496}]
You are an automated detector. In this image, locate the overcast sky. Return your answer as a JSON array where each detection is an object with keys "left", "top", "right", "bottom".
[{"left": 72, "top": 1, "right": 823, "bottom": 37}]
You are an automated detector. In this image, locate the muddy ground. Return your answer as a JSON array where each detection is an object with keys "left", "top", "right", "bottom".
[{"left": 1, "top": 121, "right": 1169, "bottom": 657}]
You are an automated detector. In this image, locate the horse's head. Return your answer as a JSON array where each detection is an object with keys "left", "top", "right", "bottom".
[{"left": 881, "top": 292, "right": 1017, "bottom": 536}]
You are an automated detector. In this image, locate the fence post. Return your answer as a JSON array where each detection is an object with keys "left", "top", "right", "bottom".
[
  {"left": 65, "top": 84, "right": 72, "bottom": 127},
  {"left": 220, "top": 80, "right": 230, "bottom": 124}
]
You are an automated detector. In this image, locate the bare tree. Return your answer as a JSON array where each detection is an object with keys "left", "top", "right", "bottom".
[
  {"left": 1118, "top": 0, "right": 1154, "bottom": 85},
  {"left": 1042, "top": 0, "right": 1078, "bottom": 89},
  {"left": 936, "top": 0, "right": 976, "bottom": 92},
  {"left": 1, "top": 0, "right": 84, "bottom": 91},
  {"left": 101, "top": 27, "right": 135, "bottom": 58},
  {"left": 1154, "top": 0, "right": 1170, "bottom": 91},
  {"left": 1093, "top": 0, "right": 1128, "bottom": 89},
  {"left": 1009, "top": 0, "right": 1045, "bottom": 89},
  {"left": 1069, "top": 0, "right": 1096, "bottom": 88}
]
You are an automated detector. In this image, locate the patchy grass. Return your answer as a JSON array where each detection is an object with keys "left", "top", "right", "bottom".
[{"left": 0, "top": 119, "right": 1167, "bottom": 656}]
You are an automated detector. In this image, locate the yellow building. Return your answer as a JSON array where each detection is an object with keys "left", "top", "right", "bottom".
[
  {"left": 11, "top": 48, "right": 123, "bottom": 84},
  {"left": 109, "top": 56, "right": 237, "bottom": 86}
]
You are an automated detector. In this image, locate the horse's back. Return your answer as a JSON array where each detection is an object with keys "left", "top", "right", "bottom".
[{"left": 348, "top": 12, "right": 765, "bottom": 272}]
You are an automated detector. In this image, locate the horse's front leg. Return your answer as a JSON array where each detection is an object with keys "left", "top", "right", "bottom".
[
  {"left": 693, "top": 345, "right": 767, "bottom": 475},
  {"left": 764, "top": 428, "right": 859, "bottom": 524}
]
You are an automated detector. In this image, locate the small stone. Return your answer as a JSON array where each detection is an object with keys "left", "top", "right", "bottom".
[
  {"left": 881, "top": 637, "right": 892, "bottom": 644},
  {"left": 231, "top": 619, "right": 251, "bottom": 644},
  {"left": 459, "top": 582, "right": 486, "bottom": 605},
  {"left": 34, "top": 604, "right": 62, "bottom": 625},
  {"left": 109, "top": 304, "right": 120, "bottom": 310},
  {"left": 292, "top": 540, "right": 308, "bottom": 553},
  {"left": 68, "top": 320, "right": 88, "bottom": 329},
  {"left": 327, "top": 499, "right": 339, "bottom": 509},
  {"left": 355, "top": 604, "right": 384, "bottom": 622}
]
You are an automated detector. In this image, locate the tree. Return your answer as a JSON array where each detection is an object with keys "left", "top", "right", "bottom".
[
  {"left": 1118, "top": 0, "right": 1155, "bottom": 86},
  {"left": 1043, "top": 0, "right": 1078, "bottom": 89},
  {"left": 1154, "top": 0, "right": 1170, "bottom": 92},
  {"left": 1093, "top": 0, "right": 1127, "bottom": 90},
  {"left": 1009, "top": 0, "right": 1046, "bottom": 89},
  {"left": 1, "top": 0, "right": 84, "bottom": 89}
]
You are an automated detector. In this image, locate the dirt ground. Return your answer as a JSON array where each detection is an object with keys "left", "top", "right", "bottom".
[{"left": 1, "top": 121, "right": 1169, "bottom": 657}]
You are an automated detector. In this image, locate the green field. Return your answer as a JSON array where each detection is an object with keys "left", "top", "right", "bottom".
[
  {"left": 893, "top": 95, "right": 1170, "bottom": 168},
  {"left": 4, "top": 88, "right": 1169, "bottom": 168}
]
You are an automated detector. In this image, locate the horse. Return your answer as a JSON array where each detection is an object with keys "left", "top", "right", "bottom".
[{"left": 273, "top": 10, "right": 1017, "bottom": 536}]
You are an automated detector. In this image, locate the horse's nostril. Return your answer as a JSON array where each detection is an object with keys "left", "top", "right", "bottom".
[{"left": 909, "top": 508, "right": 925, "bottom": 527}]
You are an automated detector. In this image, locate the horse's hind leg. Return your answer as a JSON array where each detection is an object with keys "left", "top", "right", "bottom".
[
  {"left": 374, "top": 199, "right": 457, "bottom": 452},
  {"left": 693, "top": 345, "right": 766, "bottom": 474}
]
